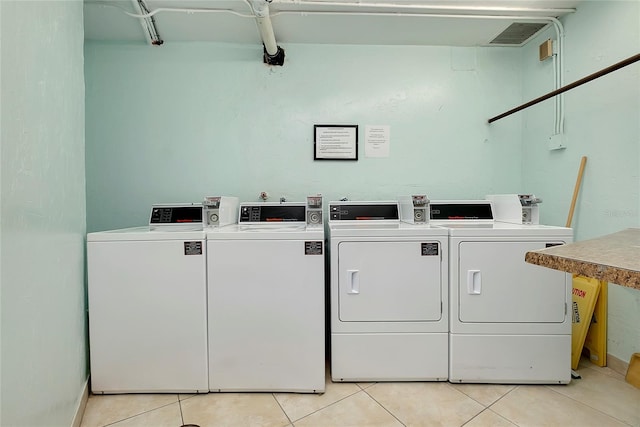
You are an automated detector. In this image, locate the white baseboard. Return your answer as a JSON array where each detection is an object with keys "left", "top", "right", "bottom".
[
  {"left": 71, "top": 378, "right": 89, "bottom": 427},
  {"left": 607, "top": 353, "right": 629, "bottom": 377}
]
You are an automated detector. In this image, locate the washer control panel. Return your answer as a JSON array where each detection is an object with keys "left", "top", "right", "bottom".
[
  {"left": 149, "top": 204, "right": 202, "bottom": 230},
  {"left": 329, "top": 203, "right": 399, "bottom": 221},
  {"left": 429, "top": 201, "right": 493, "bottom": 221},
  {"left": 239, "top": 204, "right": 306, "bottom": 223}
]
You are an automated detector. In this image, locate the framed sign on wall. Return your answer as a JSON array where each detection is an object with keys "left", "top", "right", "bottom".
[{"left": 314, "top": 125, "right": 358, "bottom": 160}]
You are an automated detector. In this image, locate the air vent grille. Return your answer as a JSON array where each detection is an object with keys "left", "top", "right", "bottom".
[{"left": 490, "top": 23, "right": 547, "bottom": 45}]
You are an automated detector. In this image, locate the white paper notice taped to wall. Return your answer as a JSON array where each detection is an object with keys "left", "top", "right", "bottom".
[{"left": 365, "top": 125, "right": 390, "bottom": 158}]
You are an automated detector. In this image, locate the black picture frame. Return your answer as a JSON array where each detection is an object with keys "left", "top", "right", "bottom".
[{"left": 314, "top": 125, "right": 358, "bottom": 160}]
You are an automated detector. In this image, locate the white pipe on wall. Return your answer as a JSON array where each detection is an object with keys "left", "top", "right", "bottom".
[
  {"left": 250, "top": 0, "right": 279, "bottom": 56},
  {"left": 547, "top": 17, "right": 565, "bottom": 134}
]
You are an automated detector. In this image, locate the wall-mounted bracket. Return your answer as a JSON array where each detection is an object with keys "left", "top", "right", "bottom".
[
  {"left": 264, "top": 44, "right": 285, "bottom": 65},
  {"left": 548, "top": 134, "right": 566, "bottom": 151}
]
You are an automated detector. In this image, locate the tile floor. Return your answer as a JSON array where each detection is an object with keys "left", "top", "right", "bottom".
[{"left": 81, "top": 359, "right": 640, "bottom": 427}]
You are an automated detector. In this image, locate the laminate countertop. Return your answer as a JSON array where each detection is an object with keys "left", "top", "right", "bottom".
[{"left": 525, "top": 228, "right": 640, "bottom": 290}]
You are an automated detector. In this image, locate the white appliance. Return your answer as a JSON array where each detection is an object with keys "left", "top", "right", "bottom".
[
  {"left": 87, "top": 203, "right": 208, "bottom": 393},
  {"left": 430, "top": 200, "right": 573, "bottom": 384},
  {"left": 206, "top": 200, "right": 325, "bottom": 393},
  {"left": 329, "top": 200, "right": 449, "bottom": 382}
]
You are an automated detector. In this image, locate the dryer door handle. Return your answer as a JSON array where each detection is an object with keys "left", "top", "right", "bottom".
[
  {"left": 347, "top": 270, "right": 360, "bottom": 294},
  {"left": 467, "top": 270, "right": 482, "bottom": 295}
]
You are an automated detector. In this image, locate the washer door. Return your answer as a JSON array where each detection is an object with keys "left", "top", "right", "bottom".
[
  {"left": 207, "top": 238, "right": 325, "bottom": 392},
  {"left": 88, "top": 239, "right": 208, "bottom": 392},
  {"left": 338, "top": 241, "right": 442, "bottom": 322},
  {"left": 458, "top": 241, "right": 568, "bottom": 323}
]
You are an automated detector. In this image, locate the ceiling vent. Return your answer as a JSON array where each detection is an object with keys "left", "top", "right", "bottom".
[{"left": 490, "top": 22, "right": 548, "bottom": 45}]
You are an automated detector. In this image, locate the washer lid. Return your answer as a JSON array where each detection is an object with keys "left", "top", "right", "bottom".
[
  {"left": 206, "top": 225, "right": 324, "bottom": 240},
  {"left": 88, "top": 226, "right": 205, "bottom": 241}
]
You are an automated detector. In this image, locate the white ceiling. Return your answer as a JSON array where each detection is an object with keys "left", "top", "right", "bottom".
[{"left": 84, "top": 0, "right": 582, "bottom": 47}]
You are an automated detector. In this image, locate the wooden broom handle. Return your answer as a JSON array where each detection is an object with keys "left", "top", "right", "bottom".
[{"left": 566, "top": 156, "right": 587, "bottom": 228}]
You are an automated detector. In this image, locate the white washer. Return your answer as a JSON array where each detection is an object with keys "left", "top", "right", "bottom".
[
  {"left": 329, "top": 201, "right": 449, "bottom": 382},
  {"left": 431, "top": 200, "right": 573, "bottom": 384},
  {"left": 87, "top": 204, "right": 208, "bottom": 393},
  {"left": 206, "top": 202, "right": 325, "bottom": 393}
]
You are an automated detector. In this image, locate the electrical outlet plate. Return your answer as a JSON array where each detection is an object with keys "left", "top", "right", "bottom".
[{"left": 548, "top": 134, "right": 566, "bottom": 150}]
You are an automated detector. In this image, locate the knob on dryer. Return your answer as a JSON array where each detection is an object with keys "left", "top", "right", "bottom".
[{"left": 307, "top": 211, "right": 322, "bottom": 225}]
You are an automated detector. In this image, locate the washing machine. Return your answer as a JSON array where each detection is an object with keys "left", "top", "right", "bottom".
[
  {"left": 206, "top": 198, "right": 325, "bottom": 393},
  {"left": 329, "top": 200, "right": 449, "bottom": 382},
  {"left": 87, "top": 203, "right": 208, "bottom": 393},
  {"left": 430, "top": 200, "right": 574, "bottom": 384}
]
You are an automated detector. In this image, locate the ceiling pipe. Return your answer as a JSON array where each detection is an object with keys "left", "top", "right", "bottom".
[
  {"left": 129, "top": 0, "right": 163, "bottom": 45},
  {"left": 270, "top": 0, "right": 577, "bottom": 16},
  {"left": 249, "top": 0, "right": 285, "bottom": 66}
]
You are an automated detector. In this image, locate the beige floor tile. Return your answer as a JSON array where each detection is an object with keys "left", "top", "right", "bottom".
[
  {"left": 450, "top": 383, "right": 515, "bottom": 406},
  {"left": 110, "top": 403, "right": 182, "bottom": 427},
  {"left": 365, "top": 382, "right": 485, "bottom": 427},
  {"left": 464, "top": 409, "right": 517, "bottom": 427},
  {"left": 548, "top": 367, "right": 640, "bottom": 426},
  {"left": 181, "top": 393, "right": 290, "bottom": 427},
  {"left": 179, "top": 393, "right": 197, "bottom": 401},
  {"left": 578, "top": 359, "right": 626, "bottom": 382},
  {"left": 275, "top": 377, "right": 361, "bottom": 422},
  {"left": 80, "top": 394, "right": 178, "bottom": 427},
  {"left": 357, "top": 382, "right": 377, "bottom": 390},
  {"left": 490, "top": 386, "right": 628, "bottom": 427},
  {"left": 295, "top": 391, "right": 403, "bottom": 427}
]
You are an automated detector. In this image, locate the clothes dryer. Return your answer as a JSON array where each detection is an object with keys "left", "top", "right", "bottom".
[
  {"left": 329, "top": 201, "right": 449, "bottom": 382},
  {"left": 87, "top": 204, "right": 208, "bottom": 393},
  {"left": 431, "top": 200, "right": 573, "bottom": 384},
  {"left": 206, "top": 201, "right": 325, "bottom": 393}
]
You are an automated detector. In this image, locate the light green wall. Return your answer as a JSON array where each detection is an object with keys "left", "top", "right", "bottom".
[
  {"left": 0, "top": 1, "right": 87, "bottom": 425},
  {"left": 520, "top": 1, "right": 640, "bottom": 364},
  {"left": 85, "top": 42, "right": 524, "bottom": 231}
]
